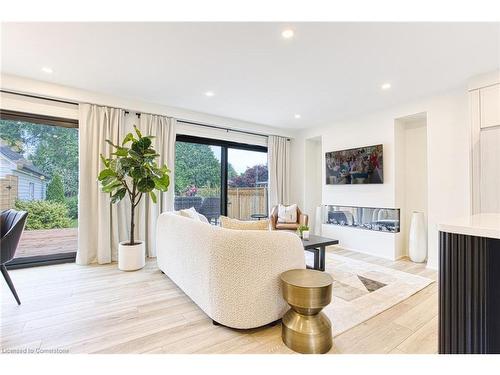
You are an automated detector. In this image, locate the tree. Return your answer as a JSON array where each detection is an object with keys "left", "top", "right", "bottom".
[
  {"left": 46, "top": 173, "right": 66, "bottom": 203},
  {"left": 0, "top": 120, "right": 79, "bottom": 197},
  {"left": 228, "top": 164, "right": 268, "bottom": 188},
  {"left": 174, "top": 142, "right": 222, "bottom": 195},
  {"left": 98, "top": 126, "right": 170, "bottom": 245},
  {"left": 227, "top": 163, "right": 238, "bottom": 180}
]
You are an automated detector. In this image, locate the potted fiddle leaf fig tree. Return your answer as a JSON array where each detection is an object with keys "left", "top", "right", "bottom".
[{"left": 98, "top": 126, "right": 170, "bottom": 271}]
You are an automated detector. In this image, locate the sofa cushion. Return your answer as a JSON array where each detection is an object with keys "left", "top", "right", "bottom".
[
  {"left": 275, "top": 222, "right": 300, "bottom": 230},
  {"left": 179, "top": 207, "right": 200, "bottom": 221},
  {"left": 277, "top": 204, "right": 297, "bottom": 223},
  {"left": 178, "top": 207, "right": 209, "bottom": 223},
  {"left": 220, "top": 216, "right": 270, "bottom": 230}
]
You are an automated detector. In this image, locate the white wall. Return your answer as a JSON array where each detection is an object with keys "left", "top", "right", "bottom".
[
  {"left": 291, "top": 89, "right": 471, "bottom": 269},
  {"left": 303, "top": 138, "right": 322, "bottom": 231}
]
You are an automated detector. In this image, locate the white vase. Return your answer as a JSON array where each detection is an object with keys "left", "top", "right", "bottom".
[
  {"left": 302, "top": 230, "right": 310, "bottom": 240},
  {"left": 118, "top": 240, "right": 145, "bottom": 271},
  {"left": 408, "top": 212, "right": 427, "bottom": 263},
  {"left": 314, "top": 206, "right": 322, "bottom": 236}
]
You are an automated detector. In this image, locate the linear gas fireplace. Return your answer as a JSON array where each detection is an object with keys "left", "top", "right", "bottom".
[{"left": 323, "top": 205, "right": 400, "bottom": 233}]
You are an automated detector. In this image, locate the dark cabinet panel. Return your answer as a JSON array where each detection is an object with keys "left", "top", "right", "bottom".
[{"left": 439, "top": 231, "right": 500, "bottom": 354}]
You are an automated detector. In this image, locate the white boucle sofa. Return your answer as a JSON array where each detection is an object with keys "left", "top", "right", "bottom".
[{"left": 156, "top": 212, "right": 306, "bottom": 329}]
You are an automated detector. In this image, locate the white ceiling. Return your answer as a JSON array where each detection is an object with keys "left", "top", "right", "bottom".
[{"left": 1, "top": 22, "right": 499, "bottom": 129}]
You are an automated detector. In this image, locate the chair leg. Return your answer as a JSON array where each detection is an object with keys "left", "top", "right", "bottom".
[{"left": 1, "top": 264, "right": 21, "bottom": 305}]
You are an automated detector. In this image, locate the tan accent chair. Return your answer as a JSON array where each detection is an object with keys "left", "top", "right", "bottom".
[{"left": 270, "top": 205, "right": 309, "bottom": 231}]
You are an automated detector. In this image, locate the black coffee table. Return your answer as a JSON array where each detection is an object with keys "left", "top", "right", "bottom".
[
  {"left": 301, "top": 235, "right": 339, "bottom": 271},
  {"left": 250, "top": 213, "right": 268, "bottom": 221}
]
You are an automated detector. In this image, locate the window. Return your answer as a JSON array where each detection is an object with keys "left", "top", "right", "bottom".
[
  {"left": 175, "top": 141, "right": 222, "bottom": 224},
  {"left": 174, "top": 135, "right": 268, "bottom": 223},
  {"left": 0, "top": 110, "right": 78, "bottom": 268},
  {"left": 29, "top": 182, "right": 35, "bottom": 200}
]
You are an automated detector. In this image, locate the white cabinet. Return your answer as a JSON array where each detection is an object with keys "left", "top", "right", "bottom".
[
  {"left": 480, "top": 84, "right": 500, "bottom": 129},
  {"left": 470, "top": 75, "right": 500, "bottom": 214},
  {"left": 480, "top": 127, "right": 500, "bottom": 213}
]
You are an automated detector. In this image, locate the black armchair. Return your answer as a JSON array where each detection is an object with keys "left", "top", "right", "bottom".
[{"left": 1, "top": 209, "right": 28, "bottom": 305}]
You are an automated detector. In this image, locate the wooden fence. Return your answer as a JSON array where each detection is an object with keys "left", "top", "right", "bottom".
[
  {"left": 0, "top": 174, "right": 18, "bottom": 210},
  {"left": 227, "top": 187, "right": 268, "bottom": 220}
]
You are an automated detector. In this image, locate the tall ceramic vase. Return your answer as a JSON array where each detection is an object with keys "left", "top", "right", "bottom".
[
  {"left": 314, "top": 206, "right": 323, "bottom": 236},
  {"left": 409, "top": 211, "right": 427, "bottom": 263}
]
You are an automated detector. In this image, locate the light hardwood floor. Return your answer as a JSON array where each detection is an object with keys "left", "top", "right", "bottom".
[{"left": 0, "top": 247, "right": 438, "bottom": 354}]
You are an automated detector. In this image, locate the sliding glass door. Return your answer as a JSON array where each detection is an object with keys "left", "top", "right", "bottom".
[
  {"left": 174, "top": 135, "right": 268, "bottom": 223},
  {"left": 227, "top": 148, "right": 268, "bottom": 220},
  {"left": 0, "top": 110, "right": 78, "bottom": 267},
  {"left": 175, "top": 141, "right": 222, "bottom": 223}
]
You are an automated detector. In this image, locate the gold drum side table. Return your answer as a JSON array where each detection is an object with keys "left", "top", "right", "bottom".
[{"left": 281, "top": 269, "right": 333, "bottom": 354}]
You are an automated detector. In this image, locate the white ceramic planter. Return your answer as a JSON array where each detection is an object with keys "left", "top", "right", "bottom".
[
  {"left": 118, "top": 240, "right": 145, "bottom": 271},
  {"left": 302, "top": 230, "right": 310, "bottom": 240},
  {"left": 409, "top": 212, "right": 427, "bottom": 263}
]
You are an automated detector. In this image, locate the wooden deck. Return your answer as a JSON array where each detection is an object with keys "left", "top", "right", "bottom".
[{"left": 15, "top": 228, "right": 78, "bottom": 258}]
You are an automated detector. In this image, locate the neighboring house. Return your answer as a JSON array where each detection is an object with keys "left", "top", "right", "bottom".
[{"left": 0, "top": 144, "right": 48, "bottom": 202}]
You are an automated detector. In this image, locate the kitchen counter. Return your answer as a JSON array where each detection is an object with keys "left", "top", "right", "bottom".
[
  {"left": 438, "top": 213, "right": 500, "bottom": 239},
  {"left": 439, "top": 213, "right": 500, "bottom": 354}
]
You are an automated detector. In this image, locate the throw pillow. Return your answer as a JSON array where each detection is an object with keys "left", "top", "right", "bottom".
[
  {"left": 277, "top": 204, "right": 297, "bottom": 223},
  {"left": 197, "top": 213, "right": 210, "bottom": 224},
  {"left": 220, "top": 216, "right": 270, "bottom": 230},
  {"left": 179, "top": 207, "right": 201, "bottom": 222}
]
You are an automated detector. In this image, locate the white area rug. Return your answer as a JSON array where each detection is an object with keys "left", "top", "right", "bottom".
[{"left": 305, "top": 252, "right": 434, "bottom": 336}]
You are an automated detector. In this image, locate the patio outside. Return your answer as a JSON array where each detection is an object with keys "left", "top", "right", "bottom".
[
  {"left": 0, "top": 119, "right": 78, "bottom": 259},
  {"left": 175, "top": 141, "right": 268, "bottom": 223}
]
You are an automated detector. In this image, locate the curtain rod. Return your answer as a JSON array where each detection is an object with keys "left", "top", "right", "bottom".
[
  {"left": 1, "top": 89, "right": 79, "bottom": 106},
  {"left": 177, "top": 119, "right": 272, "bottom": 139},
  {"left": 1, "top": 89, "right": 290, "bottom": 141},
  {"left": 177, "top": 119, "right": 292, "bottom": 140}
]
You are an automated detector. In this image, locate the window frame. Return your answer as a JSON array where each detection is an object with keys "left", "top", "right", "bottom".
[
  {"left": 0, "top": 109, "right": 78, "bottom": 269},
  {"left": 28, "top": 182, "right": 35, "bottom": 200},
  {"left": 175, "top": 134, "right": 268, "bottom": 217}
]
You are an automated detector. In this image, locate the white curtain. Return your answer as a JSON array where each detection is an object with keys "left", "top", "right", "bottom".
[
  {"left": 268, "top": 135, "right": 290, "bottom": 210},
  {"left": 77, "top": 104, "right": 176, "bottom": 264},
  {"left": 136, "top": 114, "right": 176, "bottom": 257},
  {"left": 77, "top": 104, "right": 125, "bottom": 265}
]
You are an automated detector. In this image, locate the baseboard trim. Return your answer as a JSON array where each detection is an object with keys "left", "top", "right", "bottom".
[{"left": 6, "top": 253, "right": 76, "bottom": 269}]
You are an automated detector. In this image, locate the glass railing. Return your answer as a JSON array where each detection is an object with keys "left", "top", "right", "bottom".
[{"left": 323, "top": 205, "right": 400, "bottom": 233}]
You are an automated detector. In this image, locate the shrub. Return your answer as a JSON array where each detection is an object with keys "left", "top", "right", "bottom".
[
  {"left": 65, "top": 196, "right": 78, "bottom": 219},
  {"left": 46, "top": 173, "right": 65, "bottom": 203},
  {"left": 14, "top": 200, "right": 71, "bottom": 230}
]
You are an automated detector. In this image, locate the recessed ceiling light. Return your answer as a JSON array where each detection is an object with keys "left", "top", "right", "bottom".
[
  {"left": 41, "top": 67, "right": 53, "bottom": 74},
  {"left": 281, "top": 29, "right": 294, "bottom": 39},
  {"left": 294, "top": 114, "right": 301, "bottom": 119},
  {"left": 205, "top": 91, "right": 215, "bottom": 97},
  {"left": 381, "top": 83, "right": 391, "bottom": 90}
]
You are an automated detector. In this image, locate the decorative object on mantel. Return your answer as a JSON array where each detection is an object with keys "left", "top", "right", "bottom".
[
  {"left": 98, "top": 126, "right": 171, "bottom": 271},
  {"left": 324, "top": 205, "right": 400, "bottom": 233},
  {"left": 408, "top": 211, "right": 427, "bottom": 263}
]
